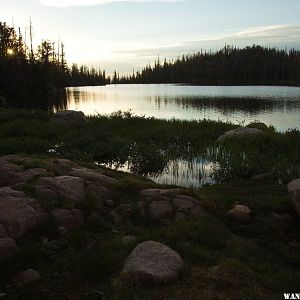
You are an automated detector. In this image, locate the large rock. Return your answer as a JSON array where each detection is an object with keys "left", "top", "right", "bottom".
[
  {"left": 50, "top": 110, "right": 86, "bottom": 126},
  {"left": 149, "top": 201, "right": 173, "bottom": 220},
  {"left": 173, "top": 195, "right": 203, "bottom": 218},
  {"left": 0, "top": 238, "right": 17, "bottom": 260},
  {"left": 0, "top": 160, "right": 22, "bottom": 186},
  {"left": 122, "top": 241, "right": 184, "bottom": 284},
  {"left": 140, "top": 188, "right": 179, "bottom": 198},
  {"left": 11, "top": 168, "right": 47, "bottom": 185},
  {"left": 246, "top": 122, "right": 269, "bottom": 131},
  {"left": 288, "top": 178, "right": 300, "bottom": 217},
  {"left": 0, "top": 190, "right": 44, "bottom": 239},
  {"left": 69, "top": 167, "right": 116, "bottom": 184},
  {"left": 36, "top": 176, "right": 86, "bottom": 205},
  {"left": 13, "top": 269, "right": 40, "bottom": 288},
  {"left": 217, "top": 127, "right": 263, "bottom": 142},
  {"left": 0, "top": 186, "right": 26, "bottom": 198},
  {"left": 51, "top": 208, "right": 84, "bottom": 231},
  {"left": 227, "top": 204, "right": 251, "bottom": 223}
]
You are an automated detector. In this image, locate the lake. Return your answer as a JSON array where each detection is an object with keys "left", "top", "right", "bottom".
[
  {"left": 62, "top": 84, "right": 300, "bottom": 188},
  {"left": 64, "top": 84, "right": 300, "bottom": 131}
]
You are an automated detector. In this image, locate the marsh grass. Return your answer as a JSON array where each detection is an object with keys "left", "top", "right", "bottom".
[{"left": 0, "top": 109, "right": 299, "bottom": 184}]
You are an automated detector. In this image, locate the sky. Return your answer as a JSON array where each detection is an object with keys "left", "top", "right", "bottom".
[{"left": 1, "top": 0, "right": 300, "bottom": 74}]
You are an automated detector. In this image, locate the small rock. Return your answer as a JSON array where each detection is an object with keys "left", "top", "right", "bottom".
[
  {"left": 227, "top": 204, "right": 251, "bottom": 222},
  {"left": 104, "top": 200, "right": 114, "bottom": 207},
  {"left": 122, "top": 241, "right": 184, "bottom": 284},
  {"left": 13, "top": 269, "right": 40, "bottom": 288},
  {"left": 0, "top": 238, "right": 17, "bottom": 261},
  {"left": 149, "top": 201, "right": 173, "bottom": 220},
  {"left": 251, "top": 173, "right": 272, "bottom": 181},
  {"left": 0, "top": 224, "right": 7, "bottom": 238},
  {"left": 175, "top": 212, "right": 186, "bottom": 221},
  {"left": 50, "top": 110, "right": 86, "bottom": 126},
  {"left": 57, "top": 226, "right": 67, "bottom": 236},
  {"left": 122, "top": 235, "right": 137, "bottom": 246},
  {"left": 208, "top": 265, "right": 221, "bottom": 279},
  {"left": 287, "top": 178, "right": 300, "bottom": 217},
  {"left": 109, "top": 210, "right": 120, "bottom": 225}
]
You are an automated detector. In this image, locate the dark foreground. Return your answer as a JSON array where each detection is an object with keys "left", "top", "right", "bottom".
[{"left": 0, "top": 154, "right": 299, "bottom": 300}]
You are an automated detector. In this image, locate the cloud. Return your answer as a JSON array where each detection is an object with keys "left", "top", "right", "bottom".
[
  {"left": 40, "top": 0, "right": 184, "bottom": 7},
  {"left": 114, "top": 24, "right": 300, "bottom": 60}
]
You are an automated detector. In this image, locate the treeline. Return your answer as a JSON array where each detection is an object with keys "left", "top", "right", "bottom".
[
  {"left": 0, "top": 21, "right": 109, "bottom": 107},
  {"left": 115, "top": 45, "right": 300, "bottom": 85}
]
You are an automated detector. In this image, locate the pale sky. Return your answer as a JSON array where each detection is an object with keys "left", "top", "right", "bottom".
[{"left": 1, "top": 0, "right": 300, "bottom": 74}]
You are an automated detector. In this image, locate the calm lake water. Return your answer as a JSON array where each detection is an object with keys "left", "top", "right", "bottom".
[
  {"left": 63, "top": 84, "right": 300, "bottom": 188},
  {"left": 65, "top": 84, "right": 300, "bottom": 131}
]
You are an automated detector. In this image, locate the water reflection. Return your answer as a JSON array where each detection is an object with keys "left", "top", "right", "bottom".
[
  {"left": 101, "top": 156, "right": 218, "bottom": 188},
  {"left": 63, "top": 84, "right": 300, "bottom": 131}
]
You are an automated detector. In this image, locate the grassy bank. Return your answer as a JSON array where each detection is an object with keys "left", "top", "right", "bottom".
[{"left": 0, "top": 109, "right": 299, "bottom": 183}]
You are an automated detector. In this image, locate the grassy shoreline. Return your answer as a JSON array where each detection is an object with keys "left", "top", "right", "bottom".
[{"left": 0, "top": 108, "right": 299, "bottom": 184}]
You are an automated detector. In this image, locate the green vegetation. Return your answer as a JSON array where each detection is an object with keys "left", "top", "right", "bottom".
[{"left": 0, "top": 109, "right": 299, "bottom": 184}]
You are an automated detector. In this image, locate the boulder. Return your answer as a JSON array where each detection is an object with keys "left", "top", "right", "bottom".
[
  {"left": 50, "top": 110, "right": 86, "bottom": 126},
  {"left": 217, "top": 127, "right": 263, "bottom": 142},
  {"left": 149, "top": 201, "right": 173, "bottom": 220},
  {"left": 37, "top": 176, "right": 86, "bottom": 205},
  {"left": 11, "top": 168, "right": 47, "bottom": 185},
  {"left": 227, "top": 204, "right": 251, "bottom": 223},
  {"left": 0, "top": 238, "right": 17, "bottom": 260},
  {"left": 0, "top": 160, "right": 22, "bottom": 186},
  {"left": 173, "top": 198, "right": 195, "bottom": 210},
  {"left": 0, "top": 186, "right": 26, "bottom": 198},
  {"left": 288, "top": 178, "right": 300, "bottom": 217},
  {"left": 51, "top": 208, "right": 84, "bottom": 231},
  {"left": 13, "top": 269, "right": 40, "bottom": 288},
  {"left": 140, "top": 188, "right": 179, "bottom": 198},
  {"left": 0, "top": 193, "right": 44, "bottom": 239},
  {"left": 122, "top": 241, "right": 184, "bottom": 284},
  {"left": 246, "top": 122, "right": 269, "bottom": 131},
  {"left": 69, "top": 167, "right": 116, "bottom": 183}
]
